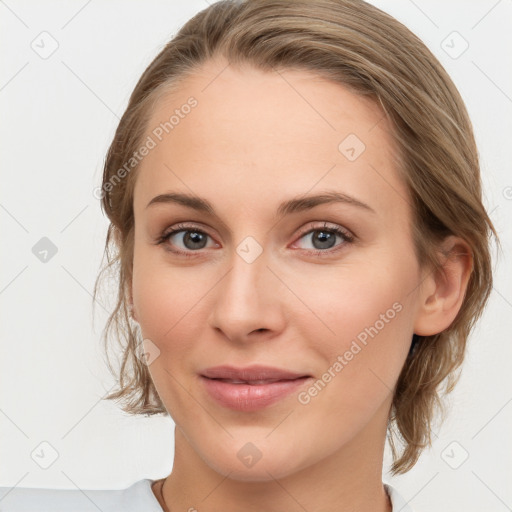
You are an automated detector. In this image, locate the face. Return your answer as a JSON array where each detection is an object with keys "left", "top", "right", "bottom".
[{"left": 130, "top": 56, "right": 424, "bottom": 481}]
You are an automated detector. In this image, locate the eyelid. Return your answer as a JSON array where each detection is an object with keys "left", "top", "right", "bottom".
[
  {"left": 293, "top": 221, "right": 353, "bottom": 240},
  {"left": 160, "top": 221, "right": 212, "bottom": 237}
]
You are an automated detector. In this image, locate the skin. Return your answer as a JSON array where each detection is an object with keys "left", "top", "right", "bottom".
[{"left": 129, "top": 55, "right": 472, "bottom": 512}]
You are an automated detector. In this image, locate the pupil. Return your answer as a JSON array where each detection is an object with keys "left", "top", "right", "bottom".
[
  {"left": 314, "top": 230, "right": 336, "bottom": 249},
  {"left": 184, "top": 231, "right": 207, "bottom": 249}
]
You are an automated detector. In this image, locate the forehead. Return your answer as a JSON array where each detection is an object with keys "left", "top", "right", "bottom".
[{"left": 133, "top": 57, "right": 408, "bottom": 219}]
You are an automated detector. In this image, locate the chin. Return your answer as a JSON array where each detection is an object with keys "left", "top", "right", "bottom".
[{"left": 197, "top": 437, "right": 315, "bottom": 483}]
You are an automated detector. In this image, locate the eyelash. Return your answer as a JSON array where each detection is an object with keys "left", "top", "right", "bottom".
[{"left": 155, "top": 222, "right": 355, "bottom": 258}]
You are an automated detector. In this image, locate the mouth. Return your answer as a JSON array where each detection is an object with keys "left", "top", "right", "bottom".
[
  {"left": 200, "top": 365, "right": 312, "bottom": 411},
  {"left": 207, "top": 378, "right": 302, "bottom": 385},
  {"left": 200, "top": 364, "right": 311, "bottom": 381}
]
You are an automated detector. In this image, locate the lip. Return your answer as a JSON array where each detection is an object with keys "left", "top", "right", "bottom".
[
  {"left": 200, "top": 365, "right": 312, "bottom": 411},
  {"left": 201, "top": 364, "right": 309, "bottom": 381}
]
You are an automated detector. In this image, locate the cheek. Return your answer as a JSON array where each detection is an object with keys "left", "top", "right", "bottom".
[
  {"left": 132, "top": 243, "right": 200, "bottom": 345},
  {"left": 131, "top": 253, "right": 211, "bottom": 415},
  {"left": 134, "top": 271, "right": 202, "bottom": 344},
  {"left": 290, "top": 258, "right": 416, "bottom": 345},
  {"left": 132, "top": 252, "right": 229, "bottom": 381},
  {"left": 289, "top": 254, "right": 419, "bottom": 413}
]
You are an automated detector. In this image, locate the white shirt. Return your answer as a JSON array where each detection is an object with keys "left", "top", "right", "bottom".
[{"left": 0, "top": 479, "right": 415, "bottom": 511}]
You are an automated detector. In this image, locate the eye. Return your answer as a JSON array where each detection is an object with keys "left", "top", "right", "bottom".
[
  {"left": 156, "top": 223, "right": 218, "bottom": 256},
  {"left": 292, "top": 223, "right": 354, "bottom": 254},
  {"left": 155, "top": 221, "right": 354, "bottom": 258}
]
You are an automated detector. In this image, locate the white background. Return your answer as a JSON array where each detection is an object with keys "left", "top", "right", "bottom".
[{"left": 0, "top": 1, "right": 511, "bottom": 511}]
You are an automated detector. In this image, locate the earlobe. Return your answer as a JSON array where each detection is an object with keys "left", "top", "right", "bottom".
[{"left": 414, "top": 236, "right": 473, "bottom": 336}]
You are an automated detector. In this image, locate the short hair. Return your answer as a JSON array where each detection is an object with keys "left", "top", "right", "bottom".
[{"left": 93, "top": 0, "right": 498, "bottom": 475}]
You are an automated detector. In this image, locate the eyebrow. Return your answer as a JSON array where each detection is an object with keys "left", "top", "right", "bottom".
[{"left": 145, "top": 191, "right": 376, "bottom": 216}]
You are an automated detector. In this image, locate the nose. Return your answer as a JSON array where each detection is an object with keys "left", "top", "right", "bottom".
[{"left": 208, "top": 246, "right": 286, "bottom": 344}]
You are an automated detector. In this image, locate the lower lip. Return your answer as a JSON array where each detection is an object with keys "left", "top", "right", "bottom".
[{"left": 200, "top": 376, "right": 312, "bottom": 411}]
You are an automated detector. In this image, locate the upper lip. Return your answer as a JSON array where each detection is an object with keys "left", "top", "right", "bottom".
[{"left": 201, "top": 365, "right": 310, "bottom": 382}]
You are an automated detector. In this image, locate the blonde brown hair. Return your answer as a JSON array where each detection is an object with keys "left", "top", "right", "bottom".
[{"left": 93, "top": 0, "right": 497, "bottom": 474}]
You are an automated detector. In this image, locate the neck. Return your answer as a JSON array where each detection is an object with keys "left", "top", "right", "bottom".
[{"left": 158, "top": 400, "right": 393, "bottom": 512}]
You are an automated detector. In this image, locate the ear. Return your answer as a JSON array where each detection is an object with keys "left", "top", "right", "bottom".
[{"left": 414, "top": 236, "right": 473, "bottom": 336}]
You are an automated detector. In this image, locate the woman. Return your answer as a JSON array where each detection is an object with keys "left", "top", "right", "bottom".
[{"left": 0, "top": 0, "right": 497, "bottom": 510}]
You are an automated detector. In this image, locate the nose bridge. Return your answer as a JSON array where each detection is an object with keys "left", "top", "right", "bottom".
[
  {"left": 221, "top": 244, "right": 270, "bottom": 314},
  {"left": 210, "top": 239, "right": 284, "bottom": 339}
]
